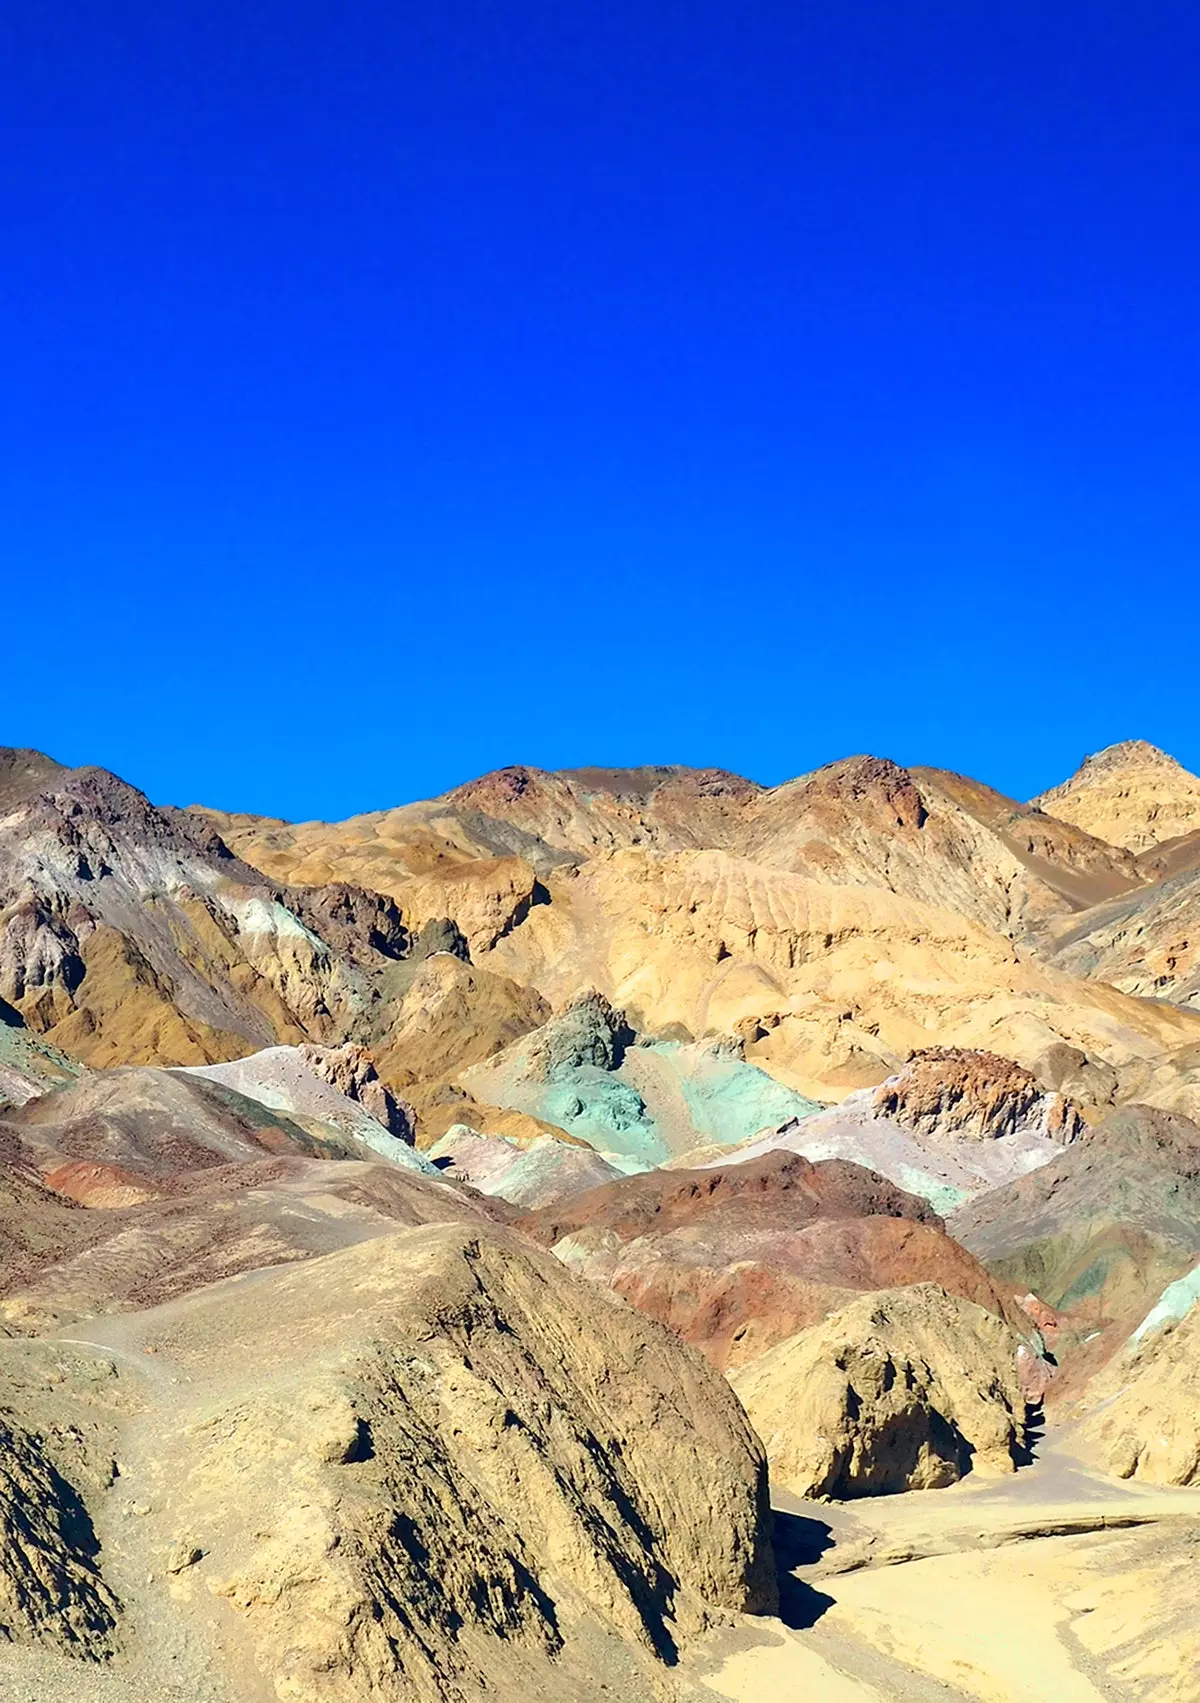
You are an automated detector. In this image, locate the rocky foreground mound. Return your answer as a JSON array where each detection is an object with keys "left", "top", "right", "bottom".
[
  {"left": 0, "top": 1403, "right": 119, "bottom": 1655},
  {"left": 731, "top": 1283, "right": 1027, "bottom": 1499},
  {"left": 0, "top": 1225, "right": 776, "bottom": 1702}
]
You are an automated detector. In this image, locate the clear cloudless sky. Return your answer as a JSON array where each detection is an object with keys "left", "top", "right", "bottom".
[{"left": 2, "top": 0, "right": 1199, "bottom": 819}]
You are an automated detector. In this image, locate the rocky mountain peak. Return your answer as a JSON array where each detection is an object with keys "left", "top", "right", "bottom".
[
  {"left": 1075, "top": 739, "right": 1182, "bottom": 775},
  {"left": 785, "top": 754, "right": 929, "bottom": 831},
  {"left": 1033, "top": 740, "right": 1200, "bottom": 852}
]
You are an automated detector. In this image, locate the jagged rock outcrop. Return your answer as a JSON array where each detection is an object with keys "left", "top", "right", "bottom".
[
  {"left": 409, "top": 915, "right": 472, "bottom": 961},
  {"left": 873, "top": 1048, "right": 1086, "bottom": 1144},
  {"left": 731, "top": 1283, "right": 1027, "bottom": 1499},
  {"left": 298, "top": 1041, "right": 416, "bottom": 1140},
  {"left": 0, "top": 1407, "right": 119, "bottom": 1654},
  {"left": 529, "top": 989, "right": 636, "bottom": 1079}
]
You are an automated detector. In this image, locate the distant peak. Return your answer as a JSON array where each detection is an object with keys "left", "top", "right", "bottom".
[
  {"left": 1035, "top": 741, "right": 1187, "bottom": 802},
  {"left": 1031, "top": 739, "right": 1200, "bottom": 853},
  {"left": 1077, "top": 740, "right": 1181, "bottom": 772},
  {"left": 445, "top": 765, "right": 554, "bottom": 806}
]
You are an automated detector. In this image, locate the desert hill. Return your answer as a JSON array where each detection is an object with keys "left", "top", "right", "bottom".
[
  {"left": 0, "top": 1223, "right": 775, "bottom": 1700},
  {"left": 10, "top": 738, "right": 1200, "bottom": 1123},
  {"left": 517, "top": 1146, "right": 1031, "bottom": 1372},
  {"left": 192, "top": 744, "right": 1200, "bottom": 1120},
  {"left": 6, "top": 738, "right": 1200, "bottom": 1697},
  {"left": 1031, "top": 739, "right": 1200, "bottom": 852}
]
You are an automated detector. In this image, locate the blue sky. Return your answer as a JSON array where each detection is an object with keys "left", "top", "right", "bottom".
[{"left": 2, "top": 1, "right": 1198, "bottom": 819}]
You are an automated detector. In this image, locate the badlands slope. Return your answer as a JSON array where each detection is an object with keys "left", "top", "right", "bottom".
[
  {"left": 199, "top": 745, "right": 1200, "bottom": 1118},
  {"left": 3, "top": 738, "right": 1200, "bottom": 1698}
]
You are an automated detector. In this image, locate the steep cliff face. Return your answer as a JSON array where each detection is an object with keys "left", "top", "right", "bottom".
[{"left": 0, "top": 1407, "right": 119, "bottom": 1656}]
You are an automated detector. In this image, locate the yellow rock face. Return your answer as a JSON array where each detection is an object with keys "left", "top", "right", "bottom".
[
  {"left": 482, "top": 847, "right": 1200, "bottom": 1103},
  {"left": 1032, "top": 739, "right": 1200, "bottom": 853},
  {"left": 1079, "top": 1298, "right": 1200, "bottom": 1486},
  {"left": 30, "top": 1224, "right": 775, "bottom": 1702},
  {"left": 731, "top": 1283, "right": 1025, "bottom": 1499}
]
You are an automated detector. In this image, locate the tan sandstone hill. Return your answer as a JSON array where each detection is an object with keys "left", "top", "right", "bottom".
[
  {"left": 481, "top": 845, "right": 1200, "bottom": 1104},
  {"left": 22, "top": 743, "right": 1200, "bottom": 1126},
  {"left": 0, "top": 1224, "right": 776, "bottom": 1702},
  {"left": 1077, "top": 1277, "right": 1200, "bottom": 1485},
  {"left": 1031, "top": 739, "right": 1200, "bottom": 853},
  {"left": 730, "top": 1283, "right": 1027, "bottom": 1499}
]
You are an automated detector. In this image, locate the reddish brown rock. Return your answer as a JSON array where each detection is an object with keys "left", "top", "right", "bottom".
[
  {"left": 519, "top": 1150, "right": 1027, "bottom": 1370},
  {"left": 874, "top": 1048, "right": 1086, "bottom": 1144}
]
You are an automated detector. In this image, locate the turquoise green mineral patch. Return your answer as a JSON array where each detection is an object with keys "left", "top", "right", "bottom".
[
  {"left": 1131, "top": 1261, "right": 1200, "bottom": 1343},
  {"left": 537, "top": 1070, "right": 666, "bottom": 1168},
  {"left": 644, "top": 1041, "right": 822, "bottom": 1147}
]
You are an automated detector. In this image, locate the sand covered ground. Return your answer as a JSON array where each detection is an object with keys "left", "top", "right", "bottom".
[{"left": 687, "top": 1434, "right": 1200, "bottom": 1702}]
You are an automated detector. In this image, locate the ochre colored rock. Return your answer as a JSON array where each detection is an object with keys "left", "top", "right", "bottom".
[
  {"left": 1031, "top": 740, "right": 1200, "bottom": 853},
  {"left": 731, "top": 1283, "right": 1027, "bottom": 1499},
  {"left": 874, "top": 1047, "right": 1086, "bottom": 1144},
  {"left": 1079, "top": 1287, "right": 1200, "bottom": 1485},
  {"left": 119, "top": 1225, "right": 776, "bottom": 1700},
  {"left": 0, "top": 1402, "right": 119, "bottom": 1655}
]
